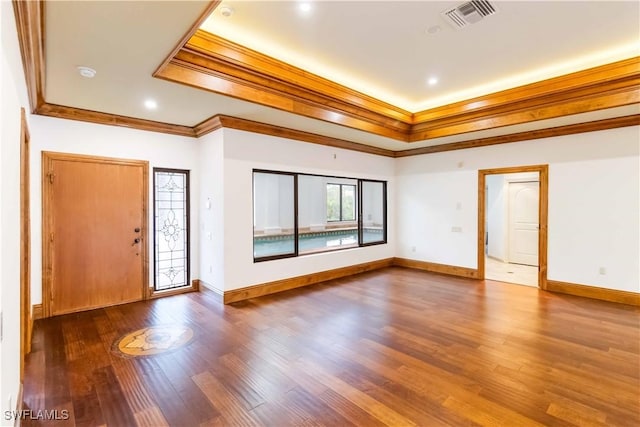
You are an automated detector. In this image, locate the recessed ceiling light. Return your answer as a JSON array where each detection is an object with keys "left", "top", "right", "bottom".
[
  {"left": 219, "top": 6, "right": 234, "bottom": 17},
  {"left": 77, "top": 66, "right": 96, "bottom": 78},
  {"left": 428, "top": 77, "right": 439, "bottom": 86},
  {"left": 144, "top": 99, "right": 158, "bottom": 110},
  {"left": 298, "top": 2, "right": 312, "bottom": 13}
]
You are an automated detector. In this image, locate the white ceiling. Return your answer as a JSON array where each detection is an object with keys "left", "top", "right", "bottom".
[
  {"left": 203, "top": 0, "right": 640, "bottom": 111},
  {"left": 44, "top": 1, "right": 640, "bottom": 151}
]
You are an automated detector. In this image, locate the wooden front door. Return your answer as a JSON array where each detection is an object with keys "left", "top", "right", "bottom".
[{"left": 43, "top": 152, "right": 148, "bottom": 316}]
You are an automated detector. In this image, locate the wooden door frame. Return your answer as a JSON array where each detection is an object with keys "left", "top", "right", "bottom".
[
  {"left": 41, "top": 151, "right": 149, "bottom": 318},
  {"left": 20, "top": 108, "right": 31, "bottom": 380},
  {"left": 478, "top": 165, "right": 549, "bottom": 289}
]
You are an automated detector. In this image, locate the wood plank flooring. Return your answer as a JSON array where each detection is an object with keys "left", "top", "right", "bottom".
[{"left": 23, "top": 267, "right": 640, "bottom": 426}]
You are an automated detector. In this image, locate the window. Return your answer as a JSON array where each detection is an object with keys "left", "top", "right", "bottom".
[
  {"left": 253, "top": 171, "right": 297, "bottom": 260},
  {"left": 153, "top": 169, "right": 190, "bottom": 291},
  {"left": 327, "top": 183, "right": 356, "bottom": 222},
  {"left": 360, "top": 180, "right": 387, "bottom": 245},
  {"left": 253, "top": 170, "right": 387, "bottom": 261}
]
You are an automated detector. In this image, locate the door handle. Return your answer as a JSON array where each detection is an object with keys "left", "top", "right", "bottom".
[
  {"left": 134, "top": 227, "right": 141, "bottom": 233},
  {"left": 132, "top": 238, "right": 141, "bottom": 246}
]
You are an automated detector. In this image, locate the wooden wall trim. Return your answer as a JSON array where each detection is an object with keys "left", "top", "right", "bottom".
[
  {"left": 154, "top": 1, "right": 221, "bottom": 76},
  {"left": 32, "top": 304, "right": 43, "bottom": 321},
  {"left": 477, "top": 165, "right": 549, "bottom": 289},
  {"left": 36, "top": 103, "right": 196, "bottom": 137},
  {"left": 198, "top": 280, "right": 223, "bottom": 302},
  {"left": 546, "top": 280, "right": 640, "bottom": 306},
  {"left": 156, "top": 27, "right": 640, "bottom": 142},
  {"left": 205, "top": 115, "right": 396, "bottom": 157},
  {"left": 156, "top": 60, "right": 411, "bottom": 141},
  {"left": 392, "top": 258, "right": 479, "bottom": 279},
  {"left": 13, "top": 0, "right": 640, "bottom": 157},
  {"left": 168, "top": 30, "right": 413, "bottom": 125},
  {"left": 394, "top": 115, "right": 640, "bottom": 157},
  {"left": 411, "top": 58, "right": 640, "bottom": 122},
  {"left": 12, "top": 0, "right": 45, "bottom": 112},
  {"left": 10, "top": 1, "right": 640, "bottom": 155},
  {"left": 193, "top": 115, "right": 224, "bottom": 137},
  {"left": 223, "top": 258, "right": 394, "bottom": 304}
]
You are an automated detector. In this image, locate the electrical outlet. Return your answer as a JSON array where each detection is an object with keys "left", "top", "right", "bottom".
[
  {"left": 451, "top": 226, "right": 462, "bottom": 233},
  {"left": 411, "top": 246, "right": 416, "bottom": 252},
  {"left": 599, "top": 267, "right": 606, "bottom": 275},
  {"left": 209, "top": 265, "right": 213, "bottom": 273}
]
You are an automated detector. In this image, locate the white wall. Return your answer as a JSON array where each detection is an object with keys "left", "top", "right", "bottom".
[
  {"left": 1, "top": 0, "right": 31, "bottom": 417},
  {"left": 219, "top": 129, "right": 395, "bottom": 291},
  {"left": 28, "top": 115, "right": 201, "bottom": 304},
  {"left": 396, "top": 126, "right": 640, "bottom": 293},
  {"left": 198, "top": 129, "right": 225, "bottom": 293}
]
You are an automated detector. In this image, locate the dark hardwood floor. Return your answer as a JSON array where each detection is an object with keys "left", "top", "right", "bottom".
[{"left": 23, "top": 267, "right": 640, "bottom": 426}]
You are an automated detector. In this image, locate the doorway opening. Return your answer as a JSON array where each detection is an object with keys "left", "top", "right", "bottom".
[{"left": 478, "top": 165, "right": 548, "bottom": 289}]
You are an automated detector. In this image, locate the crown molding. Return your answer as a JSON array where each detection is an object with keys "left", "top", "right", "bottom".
[
  {"left": 195, "top": 115, "right": 396, "bottom": 157},
  {"left": 12, "top": 0, "right": 45, "bottom": 112},
  {"left": 155, "top": 1, "right": 223, "bottom": 77},
  {"left": 12, "top": 1, "right": 640, "bottom": 159},
  {"left": 155, "top": 30, "right": 412, "bottom": 141},
  {"left": 156, "top": 29, "right": 640, "bottom": 143},
  {"left": 394, "top": 114, "right": 640, "bottom": 157},
  {"left": 35, "top": 103, "right": 197, "bottom": 137}
]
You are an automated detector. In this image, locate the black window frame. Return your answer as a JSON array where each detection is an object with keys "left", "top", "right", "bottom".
[{"left": 253, "top": 169, "right": 387, "bottom": 263}]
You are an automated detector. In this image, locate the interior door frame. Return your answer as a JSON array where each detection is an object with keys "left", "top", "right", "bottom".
[
  {"left": 20, "top": 108, "right": 31, "bottom": 379},
  {"left": 41, "top": 151, "right": 149, "bottom": 318},
  {"left": 478, "top": 165, "right": 549, "bottom": 289}
]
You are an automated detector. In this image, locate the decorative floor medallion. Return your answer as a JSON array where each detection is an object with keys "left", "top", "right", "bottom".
[{"left": 113, "top": 326, "right": 194, "bottom": 357}]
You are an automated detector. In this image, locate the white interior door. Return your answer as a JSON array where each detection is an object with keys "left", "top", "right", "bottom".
[{"left": 508, "top": 181, "right": 539, "bottom": 266}]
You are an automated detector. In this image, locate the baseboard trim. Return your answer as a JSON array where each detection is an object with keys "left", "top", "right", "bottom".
[
  {"left": 198, "top": 279, "right": 224, "bottom": 302},
  {"left": 223, "top": 258, "right": 394, "bottom": 304},
  {"left": 546, "top": 280, "right": 640, "bottom": 306},
  {"left": 32, "top": 304, "right": 42, "bottom": 320},
  {"left": 393, "top": 257, "right": 479, "bottom": 279}
]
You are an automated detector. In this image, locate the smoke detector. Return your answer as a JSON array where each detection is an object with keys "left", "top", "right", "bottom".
[
  {"left": 219, "top": 6, "right": 234, "bottom": 17},
  {"left": 441, "top": 0, "right": 497, "bottom": 29},
  {"left": 77, "top": 66, "right": 96, "bottom": 78}
]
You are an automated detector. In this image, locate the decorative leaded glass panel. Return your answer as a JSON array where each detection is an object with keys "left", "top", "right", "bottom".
[{"left": 154, "top": 169, "right": 190, "bottom": 290}]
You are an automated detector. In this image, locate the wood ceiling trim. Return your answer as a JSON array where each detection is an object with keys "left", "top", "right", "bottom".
[
  {"left": 153, "top": 28, "right": 640, "bottom": 142},
  {"left": 155, "top": 1, "right": 222, "bottom": 77},
  {"left": 11, "top": 1, "right": 640, "bottom": 158},
  {"left": 412, "top": 57, "right": 640, "bottom": 123},
  {"left": 36, "top": 103, "right": 196, "bottom": 137},
  {"left": 394, "top": 114, "right": 640, "bottom": 157},
  {"left": 194, "top": 114, "right": 395, "bottom": 157},
  {"left": 180, "top": 30, "right": 413, "bottom": 124},
  {"left": 410, "top": 86, "right": 640, "bottom": 141},
  {"left": 12, "top": 0, "right": 45, "bottom": 112},
  {"left": 156, "top": 60, "right": 410, "bottom": 141}
]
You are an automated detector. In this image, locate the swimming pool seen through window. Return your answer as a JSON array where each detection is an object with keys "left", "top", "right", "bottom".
[{"left": 253, "top": 170, "right": 387, "bottom": 262}]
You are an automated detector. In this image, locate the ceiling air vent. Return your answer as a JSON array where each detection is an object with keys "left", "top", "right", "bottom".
[{"left": 441, "top": 0, "right": 497, "bottom": 29}]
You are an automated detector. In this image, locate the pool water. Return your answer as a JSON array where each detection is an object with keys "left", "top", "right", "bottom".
[{"left": 254, "top": 229, "right": 384, "bottom": 258}]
